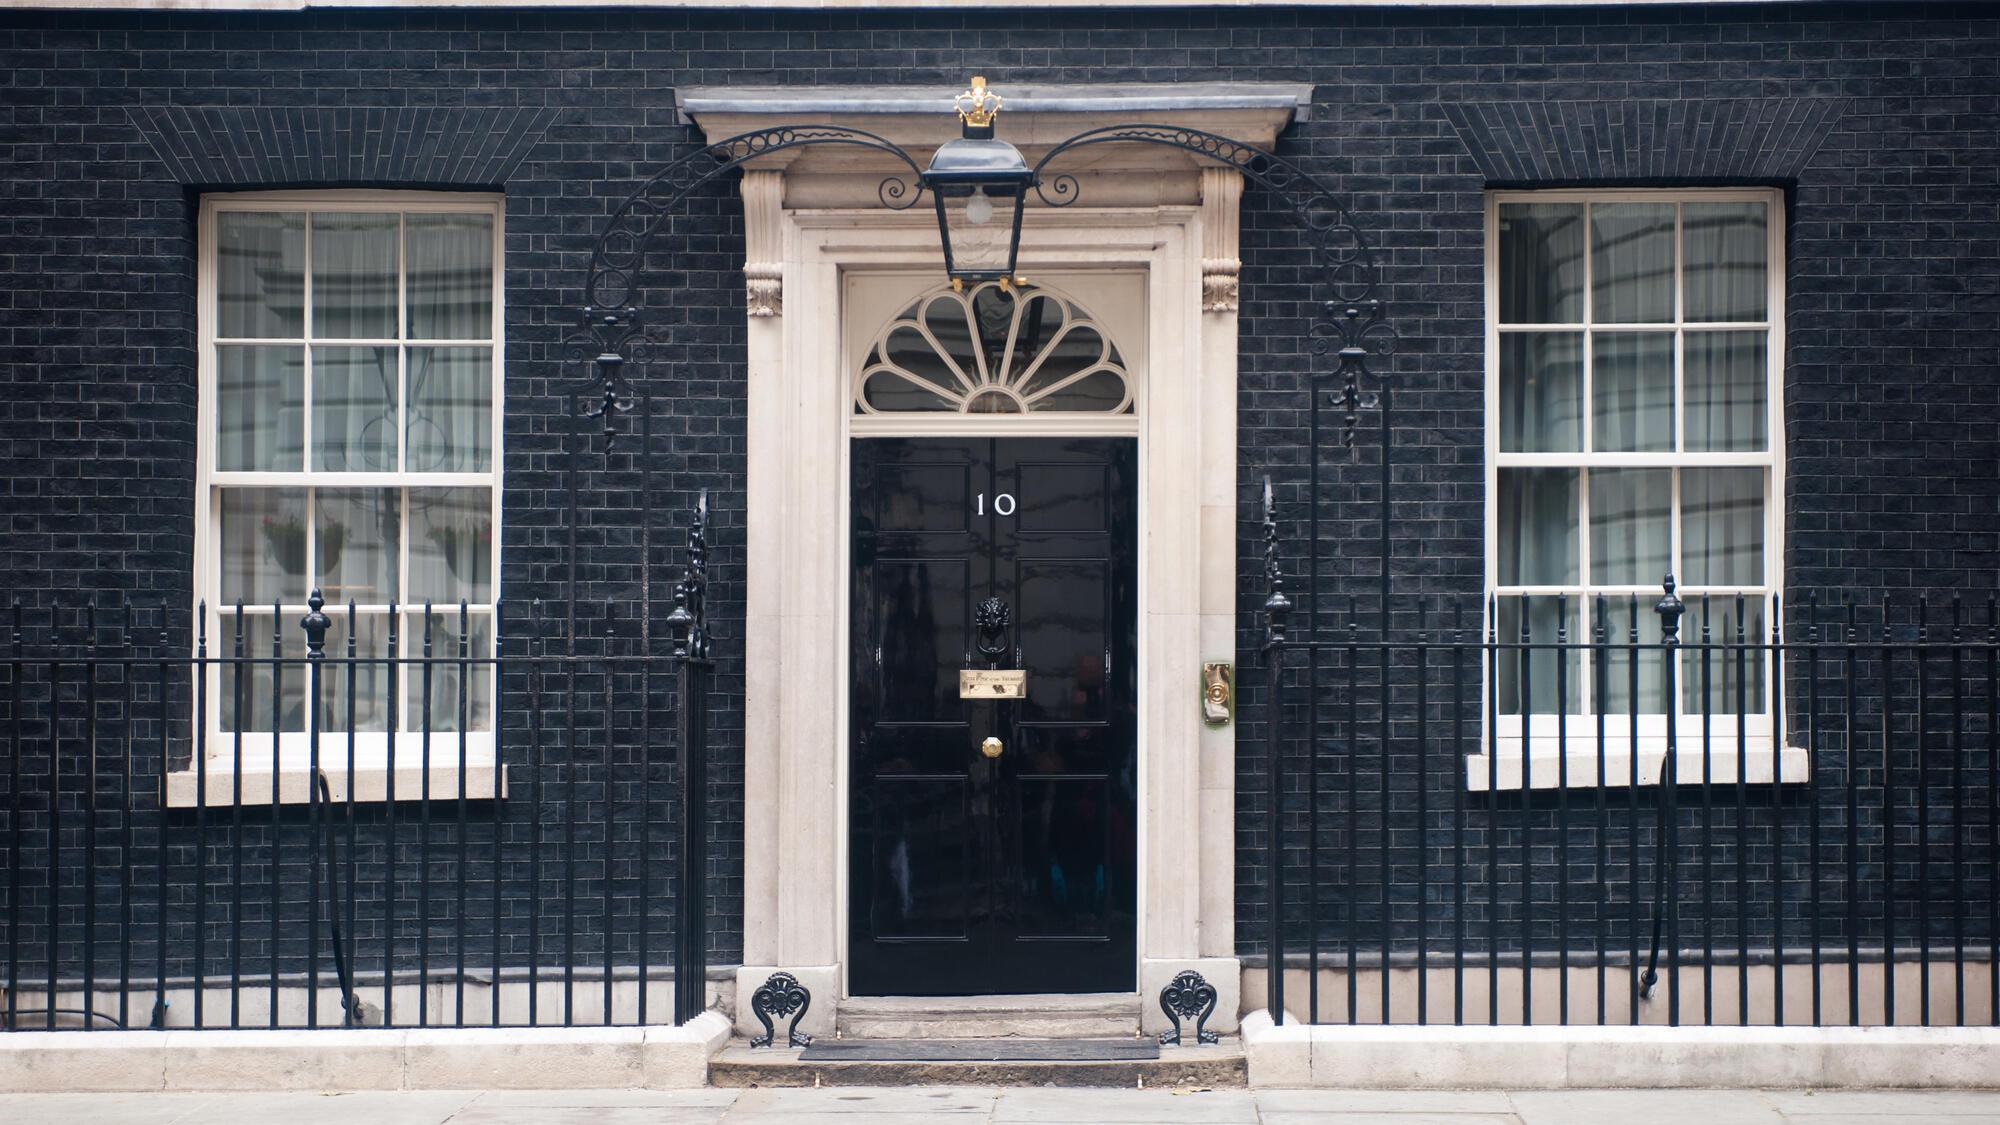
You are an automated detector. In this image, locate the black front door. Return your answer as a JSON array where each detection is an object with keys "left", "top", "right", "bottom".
[{"left": 849, "top": 436, "right": 1138, "bottom": 996}]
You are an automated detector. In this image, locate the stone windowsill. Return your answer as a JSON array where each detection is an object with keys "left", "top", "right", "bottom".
[
  {"left": 1465, "top": 737, "right": 1810, "bottom": 792},
  {"left": 164, "top": 748, "right": 505, "bottom": 808}
]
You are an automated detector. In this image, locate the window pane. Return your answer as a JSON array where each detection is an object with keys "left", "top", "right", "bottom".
[
  {"left": 218, "top": 609, "right": 305, "bottom": 734},
  {"left": 1590, "top": 332, "right": 1674, "bottom": 452},
  {"left": 1592, "top": 203, "right": 1675, "bottom": 323},
  {"left": 218, "top": 487, "right": 307, "bottom": 607},
  {"left": 1682, "top": 202, "right": 1767, "bottom": 322},
  {"left": 311, "top": 213, "right": 398, "bottom": 339},
  {"left": 1498, "top": 203, "right": 1584, "bottom": 323},
  {"left": 1498, "top": 332, "right": 1582, "bottom": 452},
  {"left": 1683, "top": 467, "right": 1765, "bottom": 587},
  {"left": 1682, "top": 597, "right": 1766, "bottom": 716},
  {"left": 312, "top": 346, "right": 398, "bottom": 472},
  {"left": 217, "top": 212, "right": 304, "bottom": 339},
  {"left": 405, "top": 610, "right": 492, "bottom": 733},
  {"left": 320, "top": 611, "right": 391, "bottom": 734},
  {"left": 407, "top": 213, "right": 494, "bottom": 340},
  {"left": 1496, "top": 596, "right": 1582, "bottom": 716},
  {"left": 861, "top": 370, "right": 959, "bottom": 412},
  {"left": 1497, "top": 468, "right": 1579, "bottom": 587},
  {"left": 1594, "top": 596, "right": 1668, "bottom": 717},
  {"left": 1034, "top": 369, "right": 1127, "bottom": 412},
  {"left": 316, "top": 488, "right": 399, "bottom": 606},
  {"left": 1590, "top": 468, "right": 1672, "bottom": 585},
  {"left": 1685, "top": 331, "right": 1768, "bottom": 452},
  {"left": 408, "top": 487, "right": 493, "bottom": 605},
  {"left": 216, "top": 346, "right": 304, "bottom": 472},
  {"left": 407, "top": 347, "right": 492, "bottom": 473}
]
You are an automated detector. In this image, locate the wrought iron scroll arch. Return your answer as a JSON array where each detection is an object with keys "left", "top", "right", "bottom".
[
  {"left": 568, "top": 126, "right": 928, "bottom": 447},
  {"left": 573, "top": 120, "right": 1396, "bottom": 453},
  {"left": 1030, "top": 124, "right": 1397, "bottom": 451}
]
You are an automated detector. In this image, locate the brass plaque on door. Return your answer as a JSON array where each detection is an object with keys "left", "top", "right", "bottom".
[{"left": 960, "top": 668, "right": 1027, "bottom": 699}]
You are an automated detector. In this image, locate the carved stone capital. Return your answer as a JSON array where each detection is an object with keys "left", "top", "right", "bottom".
[
  {"left": 740, "top": 169, "right": 785, "bottom": 318},
  {"left": 1202, "top": 256, "right": 1241, "bottom": 313},
  {"left": 1198, "top": 167, "right": 1244, "bottom": 316},
  {"left": 745, "top": 262, "right": 783, "bottom": 318}
]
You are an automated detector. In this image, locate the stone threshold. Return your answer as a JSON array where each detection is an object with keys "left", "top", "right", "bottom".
[
  {"left": 0, "top": 1012, "right": 732, "bottom": 1093},
  {"left": 708, "top": 1038, "right": 1246, "bottom": 1088},
  {"left": 1241, "top": 1010, "right": 2000, "bottom": 1089}
]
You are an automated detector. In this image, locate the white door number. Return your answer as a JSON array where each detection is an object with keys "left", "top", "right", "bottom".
[{"left": 976, "top": 492, "right": 1017, "bottom": 517}]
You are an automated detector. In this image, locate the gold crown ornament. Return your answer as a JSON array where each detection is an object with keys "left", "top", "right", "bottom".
[{"left": 954, "top": 76, "right": 1003, "bottom": 128}]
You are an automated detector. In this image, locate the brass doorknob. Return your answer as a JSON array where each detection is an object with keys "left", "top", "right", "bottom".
[{"left": 980, "top": 736, "right": 1004, "bottom": 759}]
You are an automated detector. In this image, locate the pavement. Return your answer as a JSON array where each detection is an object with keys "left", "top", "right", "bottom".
[{"left": 2, "top": 1088, "right": 1999, "bottom": 1125}]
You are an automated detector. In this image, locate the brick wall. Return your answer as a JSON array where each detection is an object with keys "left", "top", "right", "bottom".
[{"left": 0, "top": 2, "right": 1994, "bottom": 982}]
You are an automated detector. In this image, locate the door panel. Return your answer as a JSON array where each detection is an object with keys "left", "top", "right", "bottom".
[{"left": 849, "top": 436, "right": 1137, "bottom": 996}]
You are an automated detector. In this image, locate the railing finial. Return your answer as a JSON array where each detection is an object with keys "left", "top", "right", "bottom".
[
  {"left": 667, "top": 490, "right": 711, "bottom": 660},
  {"left": 301, "top": 587, "right": 330, "bottom": 658},
  {"left": 1655, "top": 573, "right": 1685, "bottom": 645},
  {"left": 1260, "top": 476, "right": 1291, "bottom": 651}
]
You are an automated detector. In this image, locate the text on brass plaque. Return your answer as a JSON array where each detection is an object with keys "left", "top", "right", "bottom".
[{"left": 959, "top": 668, "right": 1027, "bottom": 700}]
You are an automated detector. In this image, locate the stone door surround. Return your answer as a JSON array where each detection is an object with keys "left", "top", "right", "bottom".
[{"left": 681, "top": 82, "right": 1306, "bottom": 1037}]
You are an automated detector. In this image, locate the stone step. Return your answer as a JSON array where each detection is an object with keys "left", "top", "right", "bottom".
[
  {"left": 707, "top": 1039, "right": 1246, "bottom": 1088},
  {"left": 835, "top": 993, "right": 1143, "bottom": 1040}
]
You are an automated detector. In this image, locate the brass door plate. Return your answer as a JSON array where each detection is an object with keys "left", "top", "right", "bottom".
[
  {"left": 1202, "top": 661, "right": 1233, "bottom": 727},
  {"left": 960, "top": 668, "right": 1027, "bottom": 700}
]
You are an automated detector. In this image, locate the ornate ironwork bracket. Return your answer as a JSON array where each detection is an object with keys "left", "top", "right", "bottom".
[
  {"left": 665, "top": 490, "right": 711, "bottom": 661},
  {"left": 1031, "top": 124, "right": 1395, "bottom": 449},
  {"left": 748, "top": 971, "right": 813, "bottom": 1049},
  {"left": 571, "top": 118, "right": 1394, "bottom": 451},
  {"left": 571, "top": 126, "right": 927, "bottom": 450},
  {"left": 1260, "top": 477, "right": 1292, "bottom": 654},
  {"left": 1158, "top": 969, "right": 1220, "bottom": 1046}
]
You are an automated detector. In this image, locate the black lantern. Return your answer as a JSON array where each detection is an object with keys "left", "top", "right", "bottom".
[{"left": 919, "top": 77, "right": 1037, "bottom": 289}]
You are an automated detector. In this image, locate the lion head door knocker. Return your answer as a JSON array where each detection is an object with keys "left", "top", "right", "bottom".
[
  {"left": 748, "top": 971, "right": 813, "bottom": 1049},
  {"left": 974, "top": 596, "right": 1010, "bottom": 665}
]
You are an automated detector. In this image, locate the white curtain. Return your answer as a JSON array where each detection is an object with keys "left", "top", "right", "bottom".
[
  {"left": 1497, "top": 203, "right": 1584, "bottom": 324},
  {"left": 1686, "top": 333, "right": 1767, "bottom": 451},
  {"left": 1682, "top": 202, "right": 1767, "bottom": 322},
  {"left": 1591, "top": 333, "right": 1673, "bottom": 452},
  {"left": 1591, "top": 203, "right": 1674, "bottom": 323},
  {"left": 216, "top": 211, "right": 303, "bottom": 338},
  {"left": 406, "top": 347, "right": 492, "bottom": 473},
  {"left": 311, "top": 213, "right": 397, "bottom": 339},
  {"left": 310, "top": 345, "right": 397, "bottom": 471},
  {"left": 406, "top": 213, "right": 493, "bottom": 340},
  {"left": 1499, "top": 333, "right": 1582, "bottom": 452}
]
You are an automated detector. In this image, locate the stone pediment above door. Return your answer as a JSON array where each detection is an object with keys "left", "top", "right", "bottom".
[
  {"left": 685, "top": 81, "right": 1289, "bottom": 317},
  {"left": 676, "top": 81, "right": 1312, "bottom": 208}
]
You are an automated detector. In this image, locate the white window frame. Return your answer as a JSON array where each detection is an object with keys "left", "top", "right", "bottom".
[
  {"left": 174, "top": 190, "right": 506, "bottom": 806},
  {"left": 1474, "top": 187, "right": 1805, "bottom": 791}
]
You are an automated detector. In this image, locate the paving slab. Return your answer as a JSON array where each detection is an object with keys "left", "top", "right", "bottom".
[
  {"left": 1507, "top": 1090, "right": 1787, "bottom": 1125},
  {"left": 470, "top": 1088, "right": 741, "bottom": 1108},
  {"left": 1781, "top": 1118, "right": 2000, "bottom": 1125},
  {"left": 1762, "top": 1091, "right": 2000, "bottom": 1116},
  {"left": 453, "top": 1106, "right": 732, "bottom": 1125},
  {"left": 1255, "top": 1090, "right": 1519, "bottom": 1113},
  {"left": 990, "top": 1087, "right": 1258, "bottom": 1123},
  {"left": 1257, "top": 1115, "right": 1521, "bottom": 1125},
  {"left": 0, "top": 1093, "right": 220, "bottom": 1125},
  {"left": 168, "top": 1090, "right": 479, "bottom": 1125}
]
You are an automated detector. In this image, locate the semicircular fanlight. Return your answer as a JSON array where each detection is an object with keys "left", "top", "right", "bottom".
[{"left": 856, "top": 282, "right": 1132, "bottom": 415}]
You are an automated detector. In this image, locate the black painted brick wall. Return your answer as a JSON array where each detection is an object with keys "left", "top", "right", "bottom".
[{"left": 0, "top": 2, "right": 1995, "bottom": 982}]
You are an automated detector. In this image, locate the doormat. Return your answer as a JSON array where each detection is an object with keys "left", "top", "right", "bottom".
[{"left": 799, "top": 1038, "right": 1161, "bottom": 1062}]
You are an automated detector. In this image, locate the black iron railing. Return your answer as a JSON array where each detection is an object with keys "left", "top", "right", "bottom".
[
  {"left": 1258, "top": 522, "right": 1999, "bottom": 1027},
  {"left": 0, "top": 501, "right": 716, "bottom": 1032}
]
